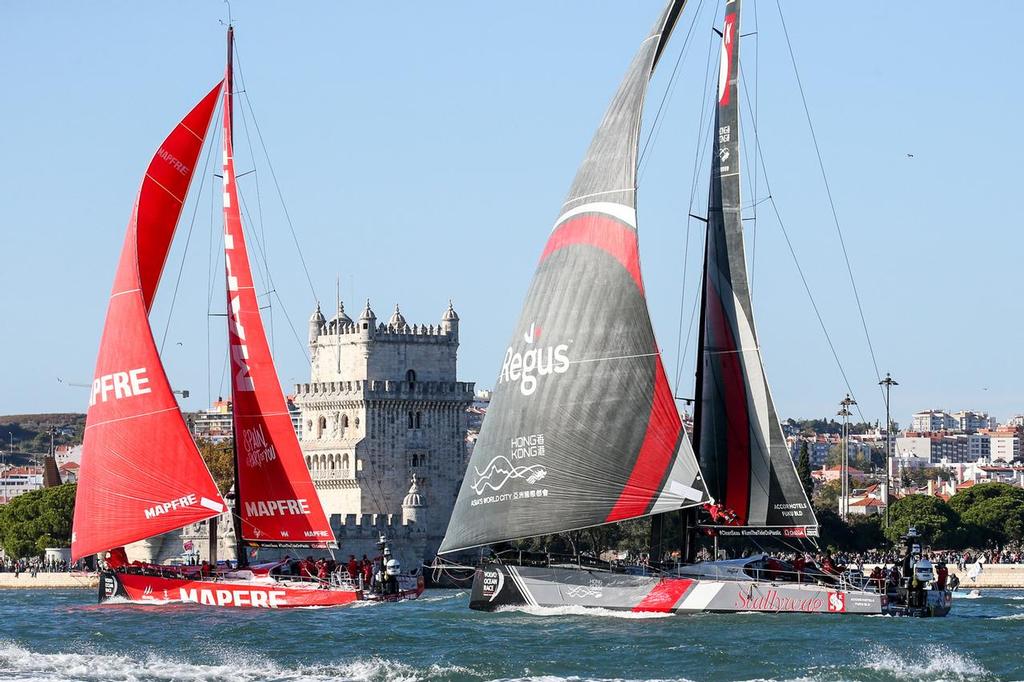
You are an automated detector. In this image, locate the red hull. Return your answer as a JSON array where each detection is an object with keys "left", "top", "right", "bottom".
[{"left": 100, "top": 571, "right": 378, "bottom": 608}]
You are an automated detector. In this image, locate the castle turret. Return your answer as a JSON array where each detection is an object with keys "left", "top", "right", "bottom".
[
  {"left": 441, "top": 300, "right": 459, "bottom": 341},
  {"left": 402, "top": 474, "right": 426, "bottom": 527},
  {"left": 388, "top": 304, "right": 407, "bottom": 330},
  {"left": 358, "top": 299, "right": 376, "bottom": 339},
  {"left": 308, "top": 303, "right": 326, "bottom": 346},
  {"left": 330, "top": 300, "right": 352, "bottom": 333}
]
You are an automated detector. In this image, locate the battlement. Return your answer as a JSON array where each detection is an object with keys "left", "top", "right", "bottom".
[
  {"left": 331, "top": 513, "right": 425, "bottom": 537},
  {"left": 295, "top": 379, "right": 475, "bottom": 400},
  {"left": 318, "top": 321, "right": 455, "bottom": 342}
]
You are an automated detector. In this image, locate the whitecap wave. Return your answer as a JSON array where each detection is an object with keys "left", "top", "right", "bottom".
[
  {"left": 858, "top": 645, "right": 988, "bottom": 680},
  {"left": 955, "top": 590, "right": 983, "bottom": 599},
  {"left": 0, "top": 642, "right": 475, "bottom": 681},
  {"left": 495, "top": 604, "right": 674, "bottom": 619},
  {"left": 492, "top": 677, "right": 694, "bottom": 682}
]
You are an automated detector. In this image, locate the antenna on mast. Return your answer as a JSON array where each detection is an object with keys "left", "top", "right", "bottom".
[{"left": 223, "top": 0, "right": 233, "bottom": 27}]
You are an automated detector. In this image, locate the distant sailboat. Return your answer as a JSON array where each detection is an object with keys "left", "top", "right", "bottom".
[
  {"left": 73, "top": 22, "right": 422, "bottom": 608},
  {"left": 440, "top": 0, "right": 946, "bottom": 616}
]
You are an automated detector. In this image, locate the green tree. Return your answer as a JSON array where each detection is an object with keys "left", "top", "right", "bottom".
[
  {"left": 960, "top": 496, "right": 1024, "bottom": 545},
  {"left": 884, "top": 494, "right": 959, "bottom": 546},
  {"left": 797, "top": 442, "right": 813, "bottom": 500},
  {"left": 0, "top": 483, "right": 76, "bottom": 558},
  {"left": 197, "top": 438, "right": 235, "bottom": 494},
  {"left": 949, "top": 482, "right": 1024, "bottom": 515},
  {"left": 813, "top": 480, "right": 841, "bottom": 513}
]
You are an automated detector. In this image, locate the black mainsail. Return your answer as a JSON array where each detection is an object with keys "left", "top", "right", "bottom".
[
  {"left": 694, "top": 0, "right": 816, "bottom": 534},
  {"left": 439, "top": 0, "right": 708, "bottom": 555}
]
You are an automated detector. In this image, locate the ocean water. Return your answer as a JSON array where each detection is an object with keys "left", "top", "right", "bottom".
[{"left": 0, "top": 587, "right": 1021, "bottom": 681}]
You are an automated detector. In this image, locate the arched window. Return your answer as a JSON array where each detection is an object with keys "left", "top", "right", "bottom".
[
  {"left": 415, "top": 411, "right": 422, "bottom": 429},
  {"left": 330, "top": 454, "right": 336, "bottom": 470},
  {"left": 408, "top": 411, "right": 414, "bottom": 429},
  {"left": 412, "top": 454, "right": 419, "bottom": 467},
  {"left": 406, "top": 369, "right": 416, "bottom": 384},
  {"left": 341, "top": 414, "right": 349, "bottom": 428},
  {"left": 342, "top": 453, "right": 350, "bottom": 470},
  {"left": 354, "top": 416, "right": 360, "bottom": 428},
  {"left": 318, "top": 416, "right": 327, "bottom": 430},
  {"left": 305, "top": 455, "right": 312, "bottom": 468}
]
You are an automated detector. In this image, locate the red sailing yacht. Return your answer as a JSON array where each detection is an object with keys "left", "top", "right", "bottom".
[{"left": 72, "top": 23, "right": 422, "bottom": 609}]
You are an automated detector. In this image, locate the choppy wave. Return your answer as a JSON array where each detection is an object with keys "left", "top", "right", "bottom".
[
  {"left": 492, "top": 678, "right": 694, "bottom": 682},
  {"left": 956, "top": 590, "right": 983, "bottom": 599},
  {"left": 418, "top": 590, "right": 468, "bottom": 603},
  {"left": 495, "top": 604, "right": 674, "bottom": 619},
  {"left": 992, "top": 612, "right": 1024, "bottom": 620},
  {"left": 858, "top": 646, "right": 988, "bottom": 680},
  {"left": 0, "top": 642, "right": 475, "bottom": 681}
]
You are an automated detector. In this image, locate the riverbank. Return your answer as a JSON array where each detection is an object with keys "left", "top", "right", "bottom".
[
  {"left": 0, "top": 572, "right": 97, "bottom": 589},
  {"left": 865, "top": 563, "right": 1024, "bottom": 589}
]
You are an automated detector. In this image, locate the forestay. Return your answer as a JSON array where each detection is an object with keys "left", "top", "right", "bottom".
[
  {"left": 440, "top": 0, "right": 708, "bottom": 555},
  {"left": 72, "top": 84, "right": 226, "bottom": 561}
]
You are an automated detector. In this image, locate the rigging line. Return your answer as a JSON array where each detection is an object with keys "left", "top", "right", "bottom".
[
  {"left": 750, "top": 0, "right": 760, "bottom": 297},
  {"left": 231, "top": 41, "right": 319, "bottom": 304},
  {"left": 774, "top": 0, "right": 883, "bottom": 397},
  {"left": 768, "top": 196, "right": 867, "bottom": 425},
  {"left": 232, "top": 60, "right": 272, "bottom": 300},
  {"left": 236, "top": 186, "right": 311, "bottom": 365},
  {"left": 207, "top": 172, "right": 217, "bottom": 408},
  {"left": 638, "top": 0, "right": 707, "bottom": 171},
  {"left": 675, "top": 26, "right": 718, "bottom": 391},
  {"left": 159, "top": 94, "right": 222, "bottom": 354}
]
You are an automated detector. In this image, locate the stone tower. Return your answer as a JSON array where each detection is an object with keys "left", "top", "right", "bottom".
[{"left": 293, "top": 299, "right": 474, "bottom": 563}]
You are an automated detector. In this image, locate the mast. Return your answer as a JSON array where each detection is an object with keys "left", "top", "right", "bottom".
[{"left": 225, "top": 22, "right": 246, "bottom": 567}]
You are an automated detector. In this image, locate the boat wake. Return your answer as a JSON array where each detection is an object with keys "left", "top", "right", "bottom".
[
  {"left": 0, "top": 641, "right": 475, "bottom": 681},
  {"left": 495, "top": 604, "right": 673, "bottom": 620}
]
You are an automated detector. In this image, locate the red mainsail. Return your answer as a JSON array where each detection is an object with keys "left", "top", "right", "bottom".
[
  {"left": 72, "top": 83, "right": 226, "bottom": 561},
  {"left": 220, "top": 54, "right": 334, "bottom": 547}
]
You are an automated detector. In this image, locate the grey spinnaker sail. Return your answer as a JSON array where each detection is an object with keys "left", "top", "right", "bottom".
[
  {"left": 694, "top": 0, "right": 816, "bottom": 534},
  {"left": 440, "top": 0, "right": 708, "bottom": 555}
]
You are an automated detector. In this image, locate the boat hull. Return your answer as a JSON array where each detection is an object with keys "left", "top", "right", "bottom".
[
  {"left": 469, "top": 564, "right": 885, "bottom": 615},
  {"left": 98, "top": 570, "right": 420, "bottom": 608}
]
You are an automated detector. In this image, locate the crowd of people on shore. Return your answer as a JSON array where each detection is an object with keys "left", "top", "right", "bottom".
[
  {"left": 0, "top": 556, "right": 88, "bottom": 576},
  {"left": 821, "top": 544, "right": 1023, "bottom": 571}
]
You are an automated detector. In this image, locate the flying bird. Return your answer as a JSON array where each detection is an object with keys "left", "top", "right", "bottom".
[{"left": 906, "top": 153, "right": 914, "bottom": 158}]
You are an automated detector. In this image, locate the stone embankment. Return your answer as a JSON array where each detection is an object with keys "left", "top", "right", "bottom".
[
  {"left": 0, "top": 572, "right": 98, "bottom": 589},
  {"left": 865, "top": 563, "right": 1024, "bottom": 589}
]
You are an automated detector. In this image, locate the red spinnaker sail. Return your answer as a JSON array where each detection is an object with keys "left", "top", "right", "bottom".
[
  {"left": 221, "top": 66, "right": 334, "bottom": 547},
  {"left": 72, "top": 83, "right": 226, "bottom": 561}
]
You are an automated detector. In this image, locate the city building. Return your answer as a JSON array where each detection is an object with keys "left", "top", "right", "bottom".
[
  {"left": 953, "top": 410, "right": 995, "bottom": 433},
  {"left": 0, "top": 466, "right": 44, "bottom": 503},
  {"left": 910, "top": 410, "right": 958, "bottom": 433},
  {"left": 189, "top": 397, "right": 302, "bottom": 442}
]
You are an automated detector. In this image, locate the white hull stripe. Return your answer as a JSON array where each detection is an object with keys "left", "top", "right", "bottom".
[
  {"left": 678, "top": 582, "right": 724, "bottom": 611},
  {"left": 506, "top": 566, "right": 538, "bottom": 607},
  {"left": 553, "top": 201, "right": 637, "bottom": 232}
]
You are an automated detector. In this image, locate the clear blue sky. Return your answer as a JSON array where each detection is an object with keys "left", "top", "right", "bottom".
[{"left": 1, "top": 1, "right": 1021, "bottom": 429}]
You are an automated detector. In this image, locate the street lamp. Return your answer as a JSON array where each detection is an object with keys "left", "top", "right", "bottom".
[
  {"left": 838, "top": 394, "right": 857, "bottom": 519},
  {"left": 879, "top": 373, "right": 899, "bottom": 528}
]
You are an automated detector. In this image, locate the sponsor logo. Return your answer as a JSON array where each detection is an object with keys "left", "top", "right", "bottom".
[
  {"left": 499, "top": 322, "right": 570, "bottom": 396},
  {"left": 179, "top": 587, "right": 287, "bottom": 608},
  {"left": 566, "top": 583, "right": 604, "bottom": 600},
  {"left": 717, "top": 13, "right": 737, "bottom": 106},
  {"left": 103, "top": 576, "right": 117, "bottom": 598},
  {"left": 156, "top": 147, "right": 190, "bottom": 175},
  {"left": 827, "top": 591, "right": 846, "bottom": 613},
  {"left": 470, "top": 433, "right": 549, "bottom": 506},
  {"left": 244, "top": 498, "right": 311, "bottom": 517},
  {"left": 89, "top": 368, "right": 152, "bottom": 406},
  {"left": 241, "top": 424, "right": 277, "bottom": 468},
  {"left": 734, "top": 588, "right": 824, "bottom": 613},
  {"left": 144, "top": 493, "right": 197, "bottom": 519},
  {"left": 481, "top": 569, "right": 504, "bottom": 602}
]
